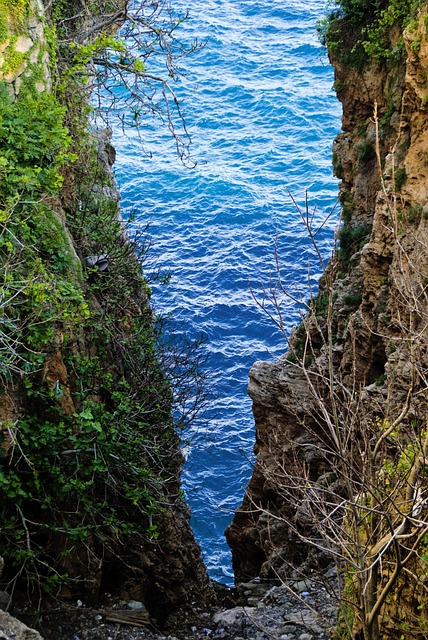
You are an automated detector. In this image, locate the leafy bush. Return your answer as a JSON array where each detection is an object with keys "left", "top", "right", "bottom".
[
  {"left": 0, "top": 84, "right": 76, "bottom": 196},
  {"left": 338, "top": 223, "right": 372, "bottom": 268},
  {"left": 394, "top": 166, "right": 407, "bottom": 191},
  {"left": 357, "top": 140, "right": 376, "bottom": 163},
  {"left": 0, "top": 0, "right": 27, "bottom": 44},
  {"left": 319, "top": 0, "right": 425, "bottom": 68},
  {"left": 0, "top": 0, "right": 209, "bottom": 608},
  {"left": 0, "top": 98, "right": 205, "bottom": 599}
]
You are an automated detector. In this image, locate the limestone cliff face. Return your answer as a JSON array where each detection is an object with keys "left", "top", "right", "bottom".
[
  {"left": 0, "top": 0, "right": 51, "bottom": 95},
  {"left": 226, "top": 4, "right": 428, "bottom": 634},
  {"left": 0, "top": 0, "right": 213, "bottom": 627}
]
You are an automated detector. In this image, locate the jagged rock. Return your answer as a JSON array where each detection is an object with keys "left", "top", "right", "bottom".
[
  {"left": 0, "top": 610, "right": 43, "bottom": 640},
  {"left": 227, "top": 6, "right": 428, "bottom": 636},
  {"left": 84, "top": 254, "right": 109, "bottom": 270}
]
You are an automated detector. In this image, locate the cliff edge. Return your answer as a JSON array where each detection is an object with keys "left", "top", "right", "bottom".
[
  {"left": 226, "top": 2, "right": 428, "bottom": 638},
  {"left": 0, "top": 1, "right": 212, "bottom": 634}
]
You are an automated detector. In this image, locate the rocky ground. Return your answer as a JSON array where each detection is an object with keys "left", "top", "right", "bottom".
[{"left": 10, "top": 573, "right": 338, "bottom": 640}]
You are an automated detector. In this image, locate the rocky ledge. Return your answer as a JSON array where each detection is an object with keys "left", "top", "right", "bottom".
[{"left": 12, "top": 575, "right": 336, "bottom": 640}]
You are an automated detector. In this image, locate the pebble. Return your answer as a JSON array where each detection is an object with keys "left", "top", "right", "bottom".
[
  {"left": 127, "top": 600, "right": 145, "bottom": 610},
  {"left": 52, "top": 577, "right": 338, "bottom": 640}
]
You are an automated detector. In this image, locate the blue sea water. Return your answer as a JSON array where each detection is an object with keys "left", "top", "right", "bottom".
[{"left": 112, "top": 0, "right": 341, "bottom": 584}]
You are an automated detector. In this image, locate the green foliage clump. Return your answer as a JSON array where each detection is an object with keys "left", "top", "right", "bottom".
[
  {"left": 311, "top": 292, "right": 330, "bottom": 316},
  {"left": 357, "top": 140, "right": 376, "bottom": 164},
  {"left": 404, "top": 203, "right": 424, "bottom": 223},
  {"left": 0, "top": 82, "right": 83, "bottom": 379},
  {"left": 0, "top": 84, "right": 76, "bottom": 196},
  {"left": 0, "top": 0, "right": 26, "bottom": 44},
  {"left": 338, "top": 223, "right": 371, "bottom": 268},
  {"left": 0, "top": 335, "right": 176, "bottom": 590},
  {"left": 339, "top": 190, "right": 354, "bottom": 224},
  {"left": 0, "top": 86, "right": 204, "bottom": 598},
  {"left": 0, "top": 0, "right": 208, "bottom": 607},
  {"left": 332, "top": 151, "right": 344, "bottom": 178},
  {"left": 394, "top": 166, "right": 407, "bottom": 191},
  {"left": 286, "top": 322, "right": 309, "bottom": 363},
  {"left": 1, "top": 37, "right": 25, "bottom": 75},
  {"left": 343, "top": 291, "right": 362, "bottom": 307},
  {"left": 319, "top": 0, "right": 425, "bottom": 69}
]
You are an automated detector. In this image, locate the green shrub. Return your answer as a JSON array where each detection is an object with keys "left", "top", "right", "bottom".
[
  {"left": 332, "top": 151, "right": 344, "bottom": 178},
  {"left": 0, "top": 0, "right": 27, "bottom": 44},
  {"left": 394, "top": 166, "right": 407, "bottom": 191},
  {"left": 318, "top": 0, "right": 425, "bottom": 68},
  {"left": 343, "top": 292, "right": 362, "bottom": 307},
  {"left": 0, "top": 83, "right": 76, "bottom": 197},
  {"left": 338, "top": 223, "right": 372, "bottom": 268},
  {"left": 375, "top": 372, "right": 387, "bottom": 386},
  {"left": 406, "top": 203, "right": 423, "bottom": 223},
  {"left": 357, "top": 140, "right": 376, "bottom": 163}
]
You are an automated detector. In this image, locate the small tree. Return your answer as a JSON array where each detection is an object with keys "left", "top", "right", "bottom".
[{"left": 47, "top": 0, "right": 203, "bottom": 165}]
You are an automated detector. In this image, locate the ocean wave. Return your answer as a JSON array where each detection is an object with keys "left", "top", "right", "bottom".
[{"left": 113, "top": 0, "right": 341, "bottom": 584}]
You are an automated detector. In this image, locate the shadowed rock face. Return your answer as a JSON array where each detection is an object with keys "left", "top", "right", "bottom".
[
  {"left": 0, "top": 0, "right": 214, "bottom": 625},
  {"left": 226, "top": 4, "right": 428, "bottom": 596}
]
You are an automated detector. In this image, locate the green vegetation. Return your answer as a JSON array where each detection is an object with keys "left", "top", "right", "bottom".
[
  {"left": 0, "top": 0, "right": 204, "bottom": 603},
  {"left": 286, "top": 322, "right": 310, "bottom": 363},
  {"left": 343, "top": 291, "right": 362, "bottom": 307},
  {"left": 0, "top": 85, "right": 75, "bottom": 196},
  {"left": 338, "top": 222, "right": 372, "bottom": 268},
  {"left": 0, "top": 83, "right": 80, "bottom": 378},
  {"left": 394, "top": 166, "right": 407, "bottom": 191},
  {"left": 357, "top": 140, "right": 376, "bottom": 164},
  {"left": 332, "top": 151, "right": 344, "bottom": 178},
  {"left": 318, "top": 0, "right": 425, "bottom": 69},
  {"left": 0, "top": 0, "right": 26, "bottom": 45},
  {"left": 311, "top": 292, "right": 331, "bottom": 316},
  {"left": 339, "top": 190, "right": 354, "bottom": 224}
]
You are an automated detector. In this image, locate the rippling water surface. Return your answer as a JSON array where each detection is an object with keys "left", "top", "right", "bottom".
[{"left": 113, "top": 0, "right": 341, "bottom": 583}]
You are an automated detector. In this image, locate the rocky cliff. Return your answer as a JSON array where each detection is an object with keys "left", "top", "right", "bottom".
[
  {"left": 0, "top": 1, "right": 212, "bottom": 634},
  {"left": 226, "top": 2, "right": 428, "bottom": 638}
]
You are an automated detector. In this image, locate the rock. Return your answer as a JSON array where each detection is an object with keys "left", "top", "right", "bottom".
[
  {"left": 213, "top": 607, "right": 246, "bottom": 626},
  {"left": 0, "top": 610, "right": 43, "bottom": 639},
  {"left": 226, "top": 8, "right": 428, "bottom": 638},
  {"left": 0, "top": 592, "right": 9, "bottom": 610},
  {"left": 293, "top": 581, "right": 311, "bottom": 594},
  {"left": 126, "top": 600, "right": 145, "bottom": 610},
  {"left": 0, "top": 559, "right": 21, "bottom": 638},
  {"left": 84, "top": 254, "right": 109, "bottom": 270}
]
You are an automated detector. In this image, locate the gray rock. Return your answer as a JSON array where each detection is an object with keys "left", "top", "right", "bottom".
[
  {"left": 213, "top": 608, "right": 243, "bottom": 626},
  {"left": 293, "top": 580, "right": 311, "bottom": 593},
  {"left": 126, "top": 599, "right": 146, "bottom": 610},
  {"left": 0, "top": 610, "right": 43, "bottom": 639},
  {"left": 84, "top": 254, "right": 109, "bottom": 271}
]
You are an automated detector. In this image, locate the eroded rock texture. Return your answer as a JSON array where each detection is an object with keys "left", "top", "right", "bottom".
[{"left": 226, "top": 8, "right": 428, "bottom": 632}]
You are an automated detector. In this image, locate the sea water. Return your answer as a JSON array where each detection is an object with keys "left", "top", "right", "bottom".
[{"left": 112, "top": 0, "right": 341, "bottom": 584}]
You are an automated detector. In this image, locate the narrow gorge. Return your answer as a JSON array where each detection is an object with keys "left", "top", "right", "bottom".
[{"left": 0, "top": 2, "right": 427, "bottom": 640}]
